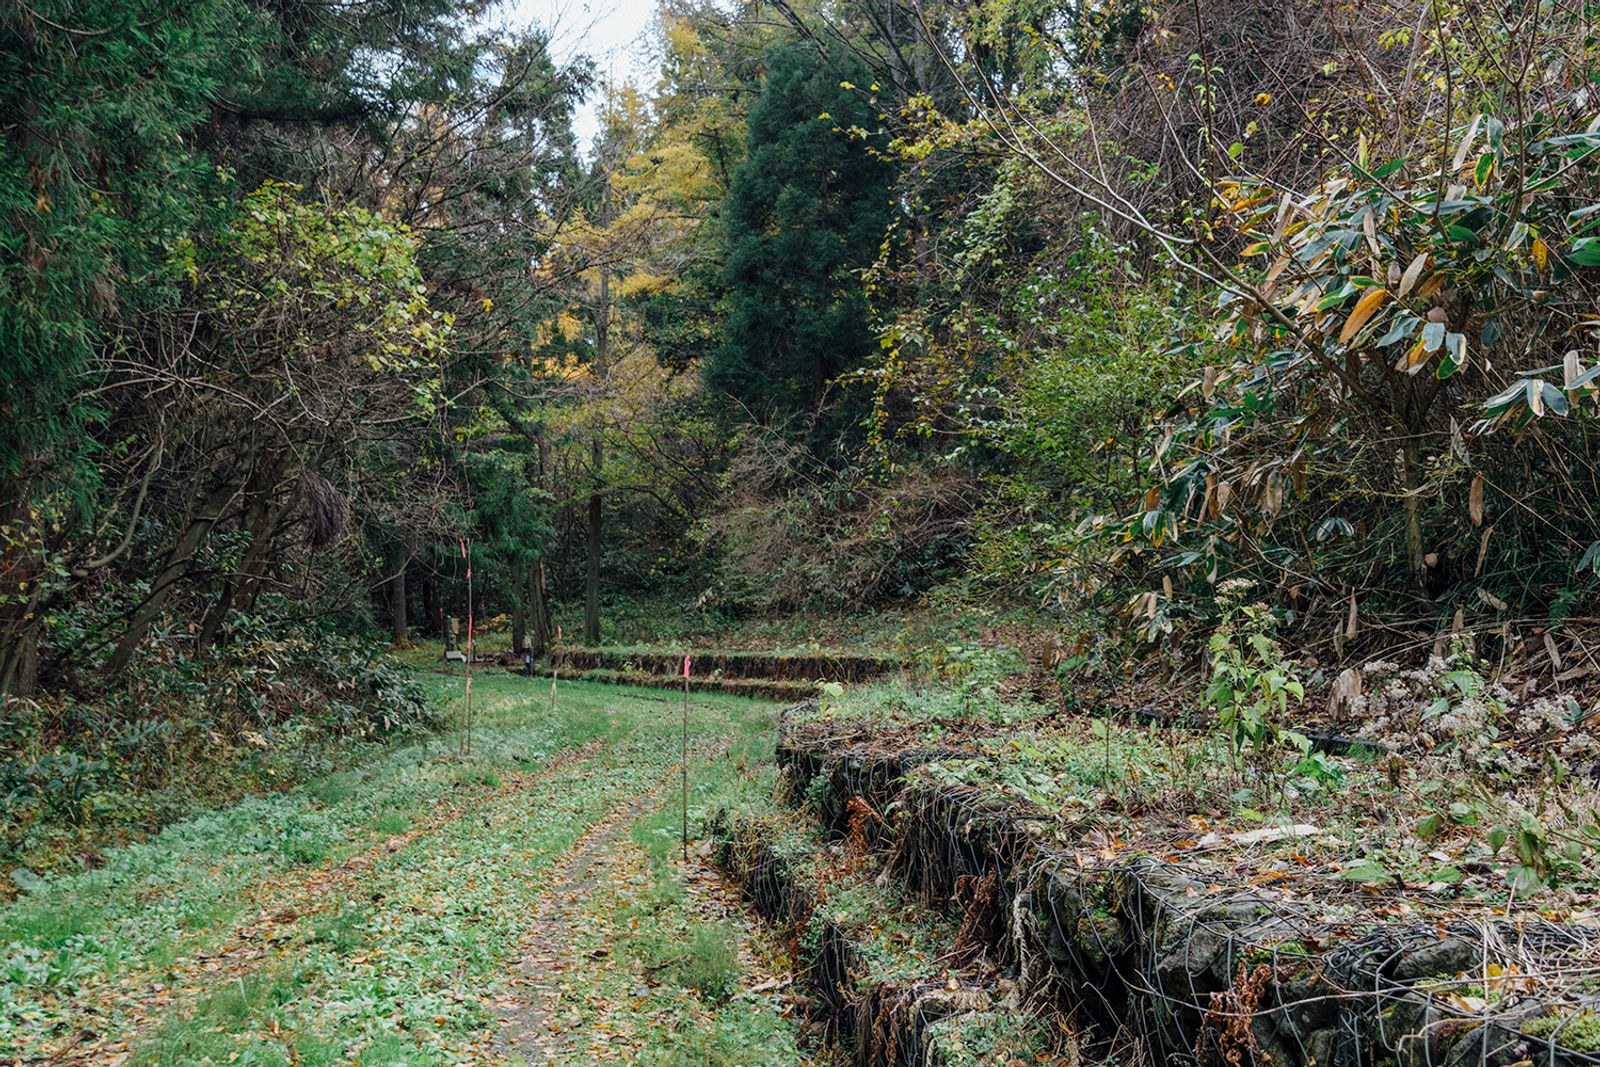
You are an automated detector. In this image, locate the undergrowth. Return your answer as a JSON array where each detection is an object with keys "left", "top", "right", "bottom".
[
  {"left": 3, "top": 612, "right": 433, "bottom": 887},
  {"left": 804, "top": 667, "right": 1600, "bottom": 904},
  {"left": 0, "top": 675, "right": 791, "bottom": 1063}
]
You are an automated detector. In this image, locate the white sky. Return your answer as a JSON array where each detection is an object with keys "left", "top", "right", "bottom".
[{"left": 500, "top": 0, "right": 662, "bottom": 152}]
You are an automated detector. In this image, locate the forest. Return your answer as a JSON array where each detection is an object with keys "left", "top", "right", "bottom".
[{"left": 5, "top": 0, "right": 1600, "bottom": 1063}]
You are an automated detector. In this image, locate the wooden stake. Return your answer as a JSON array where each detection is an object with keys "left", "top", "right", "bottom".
[
  {"left": 460, "top": 539, "right": 474, "bottom": 757},
  {"left": 682, "top": 653, "right": 690, "bottom": 860},
  {"left": 551, "top": 625, "right": 561, "bottom": 713}
]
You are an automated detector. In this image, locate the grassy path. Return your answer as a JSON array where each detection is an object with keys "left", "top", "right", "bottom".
[
  {"left": 0, "top": 673, "right": 812, "bottom": 1065},
  {"left": 496, "top": 776, "right": 675, "bottom": 1063}
]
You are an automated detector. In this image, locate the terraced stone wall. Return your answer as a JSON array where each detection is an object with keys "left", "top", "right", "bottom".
[{"left": 751, "top": 720, "right": 1600, "bottom": 1067}]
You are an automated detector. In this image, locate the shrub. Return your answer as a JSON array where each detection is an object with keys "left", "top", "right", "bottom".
[
  {"left": 1, "top": 609, "right": 434, "bottom": 883},
  {"left": 673, "top": 923, "right": 739, "bottom": 1003}
]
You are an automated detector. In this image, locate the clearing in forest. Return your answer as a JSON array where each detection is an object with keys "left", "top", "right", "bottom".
[{"left": 0, "top": 674, "right": 811, "bottom": 1065}]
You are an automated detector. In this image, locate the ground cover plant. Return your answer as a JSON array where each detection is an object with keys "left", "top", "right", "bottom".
[
  {"left": 0, "top": 675, "right": 808, "bottom": 1064},
  {"left": 12, "top": 0, "right": 1600, "bottom": 1062},
  {"left": 771, "top": 652, "right": 1600, "bottom": 1065},
  {"left": 798, "top": 643, "right": 1600, "bottom": 906},
  {"left": 2, "top": 614, "right": 434, "bottom": 887}
]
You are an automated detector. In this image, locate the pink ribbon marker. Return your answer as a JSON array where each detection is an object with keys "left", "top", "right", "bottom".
[{"left": 683, "top": 654, "right": 691, "bottom": 678}]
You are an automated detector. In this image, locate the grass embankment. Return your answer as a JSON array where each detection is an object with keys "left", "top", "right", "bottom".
[
  {"left": 770, "top": 671, "right": 1600, "bottom": 1064},
  {"left": 802, "top": 675, "right": 1600, "bottom": 902},
  {"left": 709, "top": 763, "right": 1064, "bottom": 1064},
  {"left": 0, "top": 670, "right": 809, "bottom": 1066}
]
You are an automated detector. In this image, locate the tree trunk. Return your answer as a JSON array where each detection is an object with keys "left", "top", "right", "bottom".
[
  {"left": 106, "top": 473, "right": 245, "bottom": 675},
  {"left": 197, "top": 577, "right": 241, "bottom": 653},
  {"left": 530, "top": 561, "right": 548, "bottom": 659},
  {"left": 1, "top": 627, "right": 39, "bottom": 696},
  {"left": 422, "top": 573, "right": 440, "bottom": 638},
  {"left": 235, "top": 527, "right": 281, "bottom": 616},
  {"left": 511, "top": 563, "right": 527, "bottom": 656},
  {"left": 0, "top": 479, "right": 39, "bottom": 697},
  {"left": 197, "top": 477, "right": 280, "bottom": 651},
  {"left": 1401, "top": 437, "right": 1425, "bottom": 581},
  {"left": 389, "top": 558, "right": 409, "bottom": 646},
  {"left": 0, "top": 578, "right": 43, "bottom": 697},
  {"left": 585, "top": 175, "right": 611, "bottom": 646},
  {"left": 585, "top": 484, "right": 601, "bottom": 644}
]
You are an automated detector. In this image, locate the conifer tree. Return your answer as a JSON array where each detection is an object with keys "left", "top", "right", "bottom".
[{"left": 707, "top": 42, "right": 893, "bottom": 437}]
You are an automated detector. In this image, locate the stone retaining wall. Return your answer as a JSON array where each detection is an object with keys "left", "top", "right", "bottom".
[{"left": 772, "top": 725, "right": 1600, "bottom": 1067}]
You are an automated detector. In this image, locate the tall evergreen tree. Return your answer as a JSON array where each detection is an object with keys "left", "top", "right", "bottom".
[{"left": 707, "top": 42, "right": 894, "bottom": 435}]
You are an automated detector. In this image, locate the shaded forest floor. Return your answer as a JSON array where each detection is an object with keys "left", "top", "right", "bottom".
[{"left": 0, "top": 673, "right": 813, "bottom": 1065}]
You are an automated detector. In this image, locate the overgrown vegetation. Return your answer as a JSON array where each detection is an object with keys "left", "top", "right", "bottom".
[
  {"left": 0, "top": 676, "right": 794, "bottom": 1063},
  {"left": 2, "top": 609, "right": 432, "bottom": 882},
  {"left": 15, "top": 0, "right": 1600, "bottom": 850},
  {"left": 798, "top": 641, "right": 1600, "bottom": 901},
  {"left": 10, "top": 0, "right": 1600, "bottom": 1056}
]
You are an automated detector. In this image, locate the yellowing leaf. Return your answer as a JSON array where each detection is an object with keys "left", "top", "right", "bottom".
[
  {"left": 1451, "top": 114, "right": 1482, "bottom": 173},
  {"left": 1473, "top": 152, "right": 1495, "bottom": 189},
  {"left": 1403, "top": 334, "right": 1429, "bottom": 372},
  {"left": 1339, "top": 287, "right": 1389, "bottom": 344},
  {"left": 1396, "top": 253, "right": 1429, "bottom": 298},
  {"left": 1533, "top": 236, "right": 1548, "bottom": 270}
]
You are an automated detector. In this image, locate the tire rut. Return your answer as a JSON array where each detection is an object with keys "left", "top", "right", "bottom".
[
  {"left": 495, "top": 787, "right": 669, "bottom": 1063},
  {"left": 53, "top": 737, "right": 609, "bottom": 1066},
  {"left": 496, "top": 741, "right": 729, "bottom": 1065}
]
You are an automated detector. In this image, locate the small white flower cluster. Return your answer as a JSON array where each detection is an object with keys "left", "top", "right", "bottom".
[{"left": 1347, "top": 655, "right": 1597, "bottom": 777}]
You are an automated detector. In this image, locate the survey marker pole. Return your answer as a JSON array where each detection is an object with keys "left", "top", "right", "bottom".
[
  {"left": 550, "top": 625, "right": 561, "bottom": 713},
  {"left": 460, "top": 539, "right": 473, "bottom": 757},
  {"left": 682, "top": 654, "right": 690, "bottom": 860}
]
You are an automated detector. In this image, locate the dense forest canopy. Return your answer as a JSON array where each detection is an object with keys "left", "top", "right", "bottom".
[{"left": 6, "top": 0, "right": 1600, "bottom": 846}]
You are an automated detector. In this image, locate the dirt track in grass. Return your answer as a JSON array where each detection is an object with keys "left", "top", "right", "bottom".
[{"left": 1, "top": 674, "right": 810, "bottom": 1066}]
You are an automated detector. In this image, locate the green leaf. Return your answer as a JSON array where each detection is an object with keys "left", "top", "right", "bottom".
[
  {"left": 1569, "top": 237, "right": 1600, "bottom": 266},
  {"left": 1415, "top": 813, "right": 1442, "bottom": 838},
  {"left": 1421, "top": 864, "right": 1464, "bottom": 885},
  {"left": 1315, "top": 284, "right": 1356, "bottom": 311},
  {"left": 1376, "top": 313, "right": 1420, "bottom": 347},
  {"left": 1506, "top": 863, "right": 1546, "bottom": 895},
  {"left": 1339, "top": 859, "right": 1392, "bottom": 883},
  {"left": 1570, "top": 365, "right": 1600, "bottom": 390},
  {"left": 1473, "top": 152, "right": 1495, "bottom": 186},
  {"left": 1483, "top": 380, "right": 1531, "bottom": 416},
  {"left": 1437, "top": 333, "right": 1466, "bottom": 379}
]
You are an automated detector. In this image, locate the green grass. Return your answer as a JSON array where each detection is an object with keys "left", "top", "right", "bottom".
[
  {"left": 0, "top": 673, "right": 794, "bottom": 1065},
  {"left": 540, "top": 724, "right": 811, "bottom": 1067},
  {"left": 925, "top": 1010, "right": 1059, "bottom": 1065}
]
